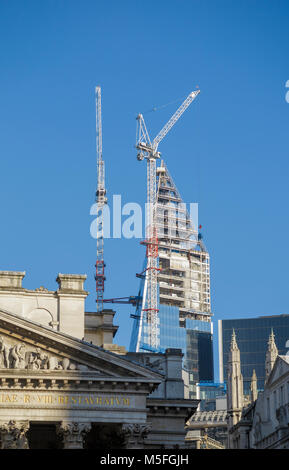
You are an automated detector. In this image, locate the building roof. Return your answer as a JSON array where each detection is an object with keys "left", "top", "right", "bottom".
[
  {"left": 279, "top": 355, "right": 289, "bottom": 364},
  {"left": 188, "top": 410, "right": 228, "bottom": 428}
]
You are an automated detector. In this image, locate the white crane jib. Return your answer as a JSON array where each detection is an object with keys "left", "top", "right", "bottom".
[
  {"left": 136, "top": 88, "right": 200, "bottom": 350},
  {"left": 136, "top": 89, "right": 200, "bottom": 156},
  {"left": 95, "top": 86, "right": 107, "bottom": 312},
  {"left": 95, "top": 86, "right": 106, "bottom": 202}
]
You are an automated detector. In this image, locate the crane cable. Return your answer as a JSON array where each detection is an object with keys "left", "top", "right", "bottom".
[
  {"left": 142, "top": 94, "right": 187, "bottom": 115},
  {"left": 143, "top": 86, "right": 199, "bottom": 115}
]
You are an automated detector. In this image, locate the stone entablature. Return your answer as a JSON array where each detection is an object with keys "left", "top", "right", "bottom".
[
  {"left": 0, "top": 371, "right": 157, "bottom": 395},
  {"left": 147, "top": 398, "right": 197, "bottom": 425}
]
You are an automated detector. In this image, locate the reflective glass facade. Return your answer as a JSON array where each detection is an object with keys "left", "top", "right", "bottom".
[
  {"left": 130, "top": 300, "right": 214, "bottom": 398},
  {"left": 185, "top": 327, "right": 213, "bottom": 397},
  {"left": 219, "top": 315, "right": 289, "bottom": 395}
]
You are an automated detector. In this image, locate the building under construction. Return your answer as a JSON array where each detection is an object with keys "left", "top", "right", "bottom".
[
  {"left": 94, "top": 86, "right": 214, "bottom": 399},
  {"left": 130, "top": 159, "right": 213, "bottom": 398}
]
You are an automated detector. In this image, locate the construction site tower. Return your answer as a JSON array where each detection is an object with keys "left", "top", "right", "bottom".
[
  {"left": 136, "top": 89, "right": 200, "bottom": 350},
  {"left": 95, "top": 86, "right": 107, "bottom": 312}
]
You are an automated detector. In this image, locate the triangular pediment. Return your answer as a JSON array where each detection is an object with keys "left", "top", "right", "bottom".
[
  {"left": 0, "top": 308, "right": 163, "bottom": 383},
  {"left": 266, "top": 355, "right": 289, "bottom": 387}
]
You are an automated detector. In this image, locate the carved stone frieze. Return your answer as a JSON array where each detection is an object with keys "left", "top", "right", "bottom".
[
  {"left": 137, "top": 355, "right": 165, "bottom": 373},
  {"left": 0, "top": 334, "right": 90, "bottom": 372}
]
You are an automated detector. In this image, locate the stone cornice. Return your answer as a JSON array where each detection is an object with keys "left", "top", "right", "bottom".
[
  {"left": 0, "top": 288, "right": 88, "bottom": 298},
  {"left": 0, "top": 372, "right": 157, "bottom": 393},
  {"left": 147, "top": 397, "right": 199, "bottom": 408},
  {"left": 147, "top": 398, "right": 198, "bottom": 420},
  {"left": 56, "top": 291, "right": 89, "bottom": 297},
  {"left": 92, "top": 323, "right": 118, "bottom": 333}
]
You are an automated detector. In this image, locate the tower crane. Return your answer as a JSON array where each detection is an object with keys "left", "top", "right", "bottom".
[
  {"left": 95, "top": 86, "right": 107, "bottom": 312},
  {"left": 136, "top": 89, "right": 200, "bottom": 349}
]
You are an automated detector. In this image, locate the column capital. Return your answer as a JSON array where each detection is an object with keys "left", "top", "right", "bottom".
[
  {"left": 121, "top": 423, "right": 151, "bottom": 449},
  {"left": 0, "top": 420, "right": 29, "bottom": 449},
  {"left": 56, "top": 421, "right": 91, "bottom": 449}
]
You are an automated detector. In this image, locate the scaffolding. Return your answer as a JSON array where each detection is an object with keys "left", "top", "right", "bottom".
[{"left": 156, "top": 161, "right": 211, "bottom": 323}]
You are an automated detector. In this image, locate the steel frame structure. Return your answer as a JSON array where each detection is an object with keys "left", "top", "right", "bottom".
[{"left": 135, "top": 89, "right": 200, "bottom": 349}]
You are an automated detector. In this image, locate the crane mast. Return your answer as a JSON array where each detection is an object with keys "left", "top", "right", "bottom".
[
  {"left": 136, "top": 89, "right": 200, "bottom": 350},
  {"left": 95, "top": 86, "right": 107, "bottom": 312}
]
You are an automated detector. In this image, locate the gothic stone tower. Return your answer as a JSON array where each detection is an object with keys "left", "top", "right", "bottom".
[{"left": 227, "top": 330, "right": 244, "bottom": 432}]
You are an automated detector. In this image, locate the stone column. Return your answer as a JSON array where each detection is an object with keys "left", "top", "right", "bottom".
[
  {"left": 121, "top": 423, "right": 151, "bottom": 449},
  {"left": 57, "top": 422, "right": 91, "bottom": 449},
  {"left": 0, "top": 420, "right": 29, "bottom": 449}
]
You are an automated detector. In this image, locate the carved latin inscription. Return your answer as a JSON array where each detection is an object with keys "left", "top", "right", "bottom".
[{"left": 0, "top": 392, "right": 134, "bottom": 408}]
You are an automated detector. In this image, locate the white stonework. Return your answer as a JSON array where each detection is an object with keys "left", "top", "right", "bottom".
[
  {"left": 0, "top": 272, "right": 88, "bottom": 340},
  {"left": 250, "top": 356, "right": 289, "bottom": 449},
  {"left": 227, "top": 330, "right": 289, "bottom": 449},
  {"left": 0, "top": 270, "right": 198, "bottom": 449}
]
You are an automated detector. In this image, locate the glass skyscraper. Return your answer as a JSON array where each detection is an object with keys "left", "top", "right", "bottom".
[
  {"left": 130, "top": 161, "right": 213, "bottom": 398},
  {"left": 218, "top": 314, "right": 289, "bottom": 395}
]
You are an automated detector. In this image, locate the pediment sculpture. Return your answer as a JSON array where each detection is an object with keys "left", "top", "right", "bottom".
[{"left": 0, "top": 335, "right": 90, "bottom": 372}]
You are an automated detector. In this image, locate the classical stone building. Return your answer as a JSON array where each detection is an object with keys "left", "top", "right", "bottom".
[
  {"left": 0, "top": 271, "right": 198, "bottom": 449},
  {"left": 227, "top": 329, "right": 289, "bottom": 449}
]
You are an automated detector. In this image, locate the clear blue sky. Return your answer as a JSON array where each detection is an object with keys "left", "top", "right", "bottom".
[{"left": 0, "top": 0, "right": 289, "bottom": 380}]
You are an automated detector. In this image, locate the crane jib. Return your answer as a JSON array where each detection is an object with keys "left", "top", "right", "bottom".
[{"left": 135, "top": 88, "right": 200, "bottom": 350}]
